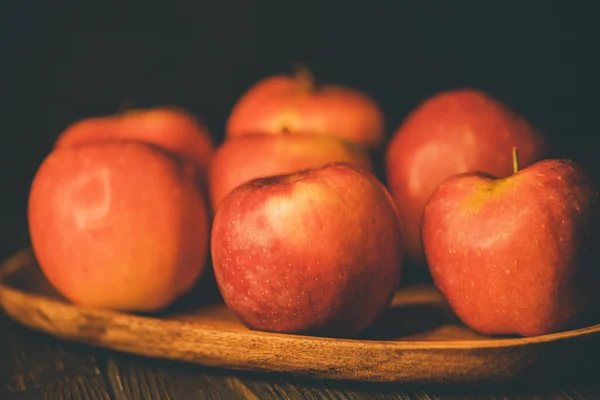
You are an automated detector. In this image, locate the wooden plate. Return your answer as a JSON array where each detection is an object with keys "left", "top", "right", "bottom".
[{"left": 1, "top": 248, "right": 599, "bottom": 385}]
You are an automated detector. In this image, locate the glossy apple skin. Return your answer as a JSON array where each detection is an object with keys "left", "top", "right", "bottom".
[
  {"left": 28, "top": 142, "right": 210, "bottom": 312},
  {"left": 385, "top": 89, "right": 551, "bottom": 266},
  {"left": 211, "top": 162, "right": 404, "bottom": 337},
  {"left": 207, "top": 133, "right": 373, "bottom": 211},
  {"left": 54, "top": 107, "right": 215, "bottom": 177},
  {"left": 226, "top": 74, "right": 386, "bottom": 150},
  {"left": 422, "top": 159, "right": 600, "bottom": 336}
]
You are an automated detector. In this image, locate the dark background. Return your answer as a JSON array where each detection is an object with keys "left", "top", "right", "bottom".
[{"left": 1, "top": 2, "right": 597, "bottom": 260}]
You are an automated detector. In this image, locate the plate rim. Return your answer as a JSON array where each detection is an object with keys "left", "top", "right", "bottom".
[{"left": 2, "top": 247, "right": 599, "bottom": 351}]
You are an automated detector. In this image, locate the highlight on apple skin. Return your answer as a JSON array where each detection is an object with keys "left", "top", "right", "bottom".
[
  {"left": 210, "top": 162, "right": 404, "bottom": 337},
  {"left": 422, "top": 154, "right": 600, "bottom": 337}
]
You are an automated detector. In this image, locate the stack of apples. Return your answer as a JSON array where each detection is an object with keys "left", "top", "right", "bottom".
[{"left": 27, "top": 68, "right": 599, "bottom": 339}]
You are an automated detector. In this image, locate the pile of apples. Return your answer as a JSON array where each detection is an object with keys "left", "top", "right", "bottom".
[{"left": 28, "top": 68, "right": 599, "bottom": 339}]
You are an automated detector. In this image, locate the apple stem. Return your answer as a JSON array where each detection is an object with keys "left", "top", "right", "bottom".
[
  {"left": 512, "top": 146, "right": 519, "bottom": 174},
  {"left": 293, "top": 62, "right": 317, "bottom": 92}
]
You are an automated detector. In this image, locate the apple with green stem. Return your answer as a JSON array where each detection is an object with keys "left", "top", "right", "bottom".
[{"left": 422, "top": 147, "right": 600, "bottom": 336}]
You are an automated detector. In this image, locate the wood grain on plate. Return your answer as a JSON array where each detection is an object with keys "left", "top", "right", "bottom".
[{"left": 1, "top": 248, "right": 599, "bottom": 385}]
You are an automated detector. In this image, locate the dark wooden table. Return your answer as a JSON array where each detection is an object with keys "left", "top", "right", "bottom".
[{"left": 1, "top": 311, "right": 598, "bottom": 399}]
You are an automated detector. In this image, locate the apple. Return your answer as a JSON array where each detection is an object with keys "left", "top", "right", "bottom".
[
  {"left": 385, "top": 88, "right": 552, "bottom": 266},
  {"left": 207, "top": 133, "right": 373, "bottom": 211},
  {"left": 211, "top": 162, "right": 404, "bottom": 337},
  {"left": 54, "top": 106, "right": 215, "bottom": 181},
  {"left": 226, "top": 67, "right": 386, "bottom": 151},
  {"left": 422, "top": 149, "right": 600, "bottom": 336},
  {"left": 28, "top": 141, "right": 210, "bottom": 312}
]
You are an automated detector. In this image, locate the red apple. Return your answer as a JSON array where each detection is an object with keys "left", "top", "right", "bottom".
[
  {"left": 207, "top": 133, "right": 373, "bottom": 211},
  {"left": 386, "top": 88, "right": 551, "bottom": 266},
  {"left": 54, "top": 106, "right": 215, "bottom": 179},
  {"left": 211, "top": 162, "right": 404, "bottom": 337},
  {"left": 28, "top": 141, "right": 210, "bottom": 312},
  {"left": 226, "top": 67, "right": 386, "bottom": 151},
  {"left": 422, "top": 151, "right": 600, "bottom": 336}
]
